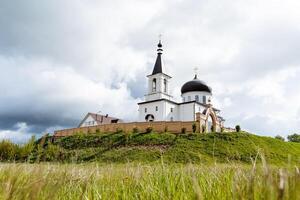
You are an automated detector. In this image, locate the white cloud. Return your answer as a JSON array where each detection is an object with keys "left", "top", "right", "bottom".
[
  {"left": 1, "top": 0, "right": 300, "bottom": 141},
  {"left": 0, "top": 122, "right": 33, "bottom": 143}
]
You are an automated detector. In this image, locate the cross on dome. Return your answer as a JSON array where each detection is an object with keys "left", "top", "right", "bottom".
[{"left": 194, "top": 67, "right": 199, "bottom": 79}]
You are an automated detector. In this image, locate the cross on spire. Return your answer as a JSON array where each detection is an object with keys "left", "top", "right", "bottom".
[{"left": 159, "top": 34, "right": 162, "bottom": 43}]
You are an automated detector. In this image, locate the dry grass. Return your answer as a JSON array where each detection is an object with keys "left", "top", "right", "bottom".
[{"left": 0, "top": 161, "right": 299, "bottom": 200}]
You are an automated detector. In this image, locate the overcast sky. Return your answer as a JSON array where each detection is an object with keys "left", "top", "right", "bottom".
[{"left": 1, "top": 0, "right": 300, "bottom": 142}]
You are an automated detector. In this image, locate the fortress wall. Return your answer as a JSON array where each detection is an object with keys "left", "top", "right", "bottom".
[{"left": 53, "top": 121, "right": 200, "bottom": 137}]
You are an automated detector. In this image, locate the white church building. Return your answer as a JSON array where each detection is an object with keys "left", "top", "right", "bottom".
[{"left": 138, "top": 40, "right": 225, "bottom": 132}]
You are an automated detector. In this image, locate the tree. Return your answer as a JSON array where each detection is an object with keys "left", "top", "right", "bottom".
[
  {"left": 235, "top": 125, "right": 241, "bottom": 132},
  {"left": 287, "top": 133, "right": 300, "bottom": 143},
  {"left": 275, "top": 135, "right": 285, "bottom": 141}
]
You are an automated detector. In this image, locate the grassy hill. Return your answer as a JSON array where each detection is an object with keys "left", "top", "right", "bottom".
[{"left": 49, "top": 131, "right": 300, "bottom": 165}]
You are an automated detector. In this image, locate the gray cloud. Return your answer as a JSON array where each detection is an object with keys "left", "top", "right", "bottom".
[{"left": 1, "top": 0, "right": 300, "bottom": 141}]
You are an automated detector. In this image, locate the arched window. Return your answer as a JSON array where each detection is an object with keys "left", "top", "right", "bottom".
[
  {"left": 163, "top": 79, "right": 167, "bottom": 93},
  {"left": 183, "top": 97, "right": 185, "bottom": 102},
  {"left": 152, "top": 78, "right": 156, "bottom": 92},
  {"left": 195, "top": 95, "right": 199, "bottom": 102}
]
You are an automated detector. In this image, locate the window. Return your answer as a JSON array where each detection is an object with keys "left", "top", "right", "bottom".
[
  {"left": 156, "top": 106, "right": 158, "bottom": 111},
  {"left": 164, "top": 79, "right": 167, "bottom": 93},
  {"left": 195, "top": 95, "right": 199, "bottom": 102},
  {"left": 188, "top": 96, "right": 191, "bottom": 101},
  {"left": 203, "top": 96, "right": 207, "bottom": 104},
  {"left": 145, "top": 108, "right": 147, "bottom": 113},
  {"left": 170, "top": 117, "right": 174, "bottom": 121},
  {"left": 170, "top": 108, "right": 173, "bottom": 112},
  {"left": 152, "top": 78, "right": 156, "bottom": 92},
  {"left": 183, "top": 97, "right": 185, "bottom": 102}
]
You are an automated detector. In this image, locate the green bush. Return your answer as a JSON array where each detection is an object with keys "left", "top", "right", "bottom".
[
  {"left": 0, "top": 140, "right": 18, "bottom": 161},
  {"left": 287, "top": 133, "right": 300, "bottom": 142},
  {"left": 192, "top": 123, "right": 197, "bottom": 133},
  {"left": 115, "top": 128, "right": 123, "bottom": 134},
  {"left": 235, "top": 125, "right": 241, "bottom": 132},
  {"left": 202, "top": 125, "right": 206, "bottom": 133},
  {"left": 132, "top": 127, "right": 139, "bottom": 133},
  {"left": 164, "top": 126, "right": 168, "bottom": 133},
  {"left": 275, "top": 135, "right": 285, "bottom": 141},
  {"left": 146, "top": 127, "right": 153, "bottom": 133}
]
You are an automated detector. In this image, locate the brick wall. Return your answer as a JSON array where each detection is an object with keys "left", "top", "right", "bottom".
[{"left": 54, "top": 121, "right": 200, "bottom": 137}]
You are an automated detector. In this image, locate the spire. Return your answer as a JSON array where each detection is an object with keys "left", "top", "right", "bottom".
[{"left": 152, "top": 35, "right": 164, "bottom": 75}]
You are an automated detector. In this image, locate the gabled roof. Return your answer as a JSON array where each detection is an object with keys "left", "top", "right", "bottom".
[{"left": 78, "top": 113, "right": 122, "bottom": 127}]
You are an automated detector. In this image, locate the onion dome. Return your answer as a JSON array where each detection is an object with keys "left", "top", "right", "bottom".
[{"left": 181, "top": 75, "right": 212, "bottom": 94}]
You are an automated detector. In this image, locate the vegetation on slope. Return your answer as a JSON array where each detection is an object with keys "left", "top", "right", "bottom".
[
  {"left": 0, "top": 131, "right": 300, "bottom": 165},
  {"left": 48, "top": 132, "right": 300, "bottom": 164}
]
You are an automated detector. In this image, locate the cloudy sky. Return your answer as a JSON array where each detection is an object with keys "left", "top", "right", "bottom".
[{"left": 1, "top": 0, "right": 300, "bottom": 142}]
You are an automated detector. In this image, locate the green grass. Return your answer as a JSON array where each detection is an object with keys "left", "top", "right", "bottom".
[
  {"left": 1, "top": 131, "right": 300, "bottom": 199},
  {"left": 51, "top": 131, "right": 300, "bottom": 165},
  {"left": 0, "top": 162, "right": 299, "bottom": 200}
]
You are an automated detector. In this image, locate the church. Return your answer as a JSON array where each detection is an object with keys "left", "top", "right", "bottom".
[
  {"left": 55, "top": 39, "right": 226, "bottom": 137},
  {"left": 137, "top": 40, "right": 225, "bottom": 132}
]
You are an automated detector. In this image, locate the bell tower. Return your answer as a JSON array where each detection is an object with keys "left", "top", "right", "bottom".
[{"left": 145, "top": 39, "right": 172, "bottom": 101}]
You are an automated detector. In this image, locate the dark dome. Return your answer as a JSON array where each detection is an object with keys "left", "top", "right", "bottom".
[{"left": 181, "top": 76, "right": 212, "bottom": 94}]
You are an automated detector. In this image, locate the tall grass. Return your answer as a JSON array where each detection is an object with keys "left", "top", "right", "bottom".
[{"left": 0, "top": 161, "right": 299, "bottom": 199}]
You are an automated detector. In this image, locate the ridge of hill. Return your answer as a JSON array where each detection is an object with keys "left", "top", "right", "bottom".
[{"left": 49, "top": 131, "right": 300, "bottom": 165}]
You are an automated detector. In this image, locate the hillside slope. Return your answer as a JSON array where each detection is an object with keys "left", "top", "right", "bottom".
[{"left": 52, "top": 132, "right": 300, "bottom": 165}]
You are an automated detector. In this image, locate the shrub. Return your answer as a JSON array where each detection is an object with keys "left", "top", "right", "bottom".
[
  {"left": 201, "top": 125, "right": 206, "bottom": 133},
  {"left": 235, "top": 125, "right": 241, "bottom": 132},
  {"left": 287, "top": 133, "right": 300, "bottom": 143},
  {"left": 0, "top": 140, "right": 18, "bottom": 161},
  {"left": 275, "top": 135, "right": 285, "bottom": 141},
  {"left": 146, "top": 127, "right": 153, "bottom": 133},
  {"left": 181, "top": 128, "right": 186, "bottom": 134},
  {"left": 211, "top": 126, "right": 216, "bottom": 133},
  {"left": 192, "top": 123, "right": 197, "bottom": 133},
  {"left": 164, "top": 126, "right": 168, "bottom": 133},
  {"left": 221, "top": 127, "right": 224, "bottom": 133},
  {"left": 132, "top": 127, "right": 139, "bottom": 133},
  {"left": 115, "top": 128, "right": 123, "bottom": 133}
]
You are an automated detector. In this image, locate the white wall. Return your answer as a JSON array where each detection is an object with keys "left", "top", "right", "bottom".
[
  {"left": 179, "top": 103, "right": 196, "bottom": 121},
  {"left": 181, "top": 91, "right": 212, "bottom": 104},
  {"left": 145, "top": 73, "right": 172, "bottom": 101},
  {"left": 80, "top": 115, "right": 96, "bottom": 127},
  {"left": 138, "top": 100, "right": 179, "bottom": 122}
]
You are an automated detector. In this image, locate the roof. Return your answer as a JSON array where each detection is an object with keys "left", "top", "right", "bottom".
[
  {"left": 152, "top": 40, "right": 164, "bottom": 75},
  {"left": 181, "top": 75, "right": 212, "bottom": 94},
  {"left": 152, "top": 53, "right": 163, "bottom": 75},
  {"left": 78, "top": 113, "right": 122, "bottom": 127},
  {"left": 138, "top": 98, "right": 214, "bottom": 108}
]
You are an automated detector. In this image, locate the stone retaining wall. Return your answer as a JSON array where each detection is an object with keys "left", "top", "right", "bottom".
[{"left": 54, "top": 121, "right": 199, "bottom": 137}]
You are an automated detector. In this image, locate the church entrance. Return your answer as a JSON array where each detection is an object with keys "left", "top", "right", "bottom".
[
  {"left": 207, "top": 114, "right": 215, "bottom": 132},
  {"left": 145, "top": 114, "right": 155, "bottom": 122}
]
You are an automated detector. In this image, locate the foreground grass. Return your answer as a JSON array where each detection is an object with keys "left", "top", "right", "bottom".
[{"left": 0, "top": 162, "right": 299, "bottom": 200}]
